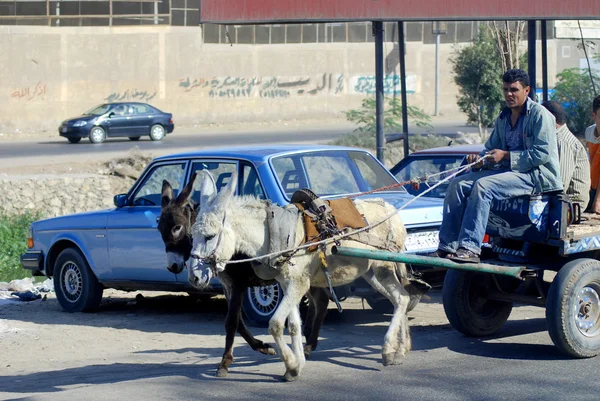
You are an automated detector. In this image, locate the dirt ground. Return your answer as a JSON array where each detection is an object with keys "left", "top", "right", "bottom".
[{"left": 0, "top": 289, "right": 447, "bottom": 378}]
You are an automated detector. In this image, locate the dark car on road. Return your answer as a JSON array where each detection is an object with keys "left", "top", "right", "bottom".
[
  {"left": 58, "top": 102, "right": 174, "bottom": 144},
  {"left": 390, "top": 144, "right": 485, "bottom": 199}
]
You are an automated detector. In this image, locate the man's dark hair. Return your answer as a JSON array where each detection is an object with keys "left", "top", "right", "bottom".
[
  {"left": 593, "top": 95, "right": 600, "bottom": 114},
  {"left": 542, "top": 100, "right": 567, "bottom": 125},
  {"left": 502, "top": 69, "right": 530, "bottom": 88}
]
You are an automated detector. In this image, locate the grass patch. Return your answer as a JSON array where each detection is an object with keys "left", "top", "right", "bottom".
[{"left": 0, "top": 212, "right": 41, "bottom": 282}]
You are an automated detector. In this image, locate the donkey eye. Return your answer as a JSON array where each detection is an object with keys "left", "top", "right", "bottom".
[{"left": 205, "top": 234, "right": 216, "bottom": 241}]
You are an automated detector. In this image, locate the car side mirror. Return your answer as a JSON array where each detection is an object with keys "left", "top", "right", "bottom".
[
  {"left": 113, "top": 194, "right": 128, "bottom": 208},
  {"left": 108, "top": 112, "right": 115, "bottom": 118}
]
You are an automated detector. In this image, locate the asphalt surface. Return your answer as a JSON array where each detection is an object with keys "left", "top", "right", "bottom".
[
  {"left": 0, "top": 121, "right": 481, "bottom": 170},
  {"left": 1, "top": 290, "right": 598, "bottom": 401}
]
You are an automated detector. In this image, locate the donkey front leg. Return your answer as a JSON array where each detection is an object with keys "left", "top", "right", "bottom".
[
  {"left": 217, "top": 282, "right": 276, "bottom": 377},
  {"left": 268, "top": 278, "right": 310, "bottom": 382},
  {"left": 234, "top": 289, "right": 276, "bottom": 356}
]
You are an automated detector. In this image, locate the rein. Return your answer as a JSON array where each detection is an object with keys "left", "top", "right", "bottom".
[{"left": 197, "top": 155, "right": 492, "bottom": 266}]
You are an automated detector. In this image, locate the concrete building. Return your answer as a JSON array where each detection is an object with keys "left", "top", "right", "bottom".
[{"left": 0, "top": 9, "right": 597, "bottom": 133}]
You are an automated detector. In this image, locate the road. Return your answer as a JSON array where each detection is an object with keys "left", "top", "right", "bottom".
[
  {"left": 0, "top": 121, "right": 480, "bottom": 170},
  {"left": 1, "top": 289, "right": 598, "bottom": 401}
]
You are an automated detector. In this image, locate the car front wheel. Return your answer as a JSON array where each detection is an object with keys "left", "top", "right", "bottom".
[
  {"left": 89, "top": 126, "right": 106, "bottom": 144},
  {"left": 53, "top": 248, "right": 103, "bottom": 312},
  {"left": 149, "top": 124, "right": 165, "bottom": 141},
  {"left": 242, "top": 283, "right": 283, "bottom": 327}
]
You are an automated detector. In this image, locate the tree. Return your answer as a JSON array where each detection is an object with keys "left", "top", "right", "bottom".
[
  {"left": 345, "top": 96, "right": 432, "bottom": 136},
  {"left": 552, "top": 68, "right": 600, "bottom": 136},
  {"left": 489, "top": 21, "right": 526, "bottom": 71},
  {"left": 450, "top": 26, "right": 504, "bottom": 137}
]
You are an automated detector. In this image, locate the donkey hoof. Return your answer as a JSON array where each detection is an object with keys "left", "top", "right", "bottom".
[
  {"left": 282, "top": 369, "right": 300, "bottom": 382},
  {"left": 259, "top": 344, "right": 277, "bottom": 356},
  {"left": 303, "top": 345, "right": 313, "bottom": 358},
  {"left": 216, "top": 367, "right": 229, "bottom": 378},
  {"left": 382, "top": 352, "right": 396, "bottom": 367}
]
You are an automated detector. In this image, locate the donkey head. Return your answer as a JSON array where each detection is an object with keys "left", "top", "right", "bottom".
[
  {"left": 157, "top": 172, "right": 200, "bottom": 275},
  {"left": 191, "top": 169, "right": 238, "bottom": 274}
]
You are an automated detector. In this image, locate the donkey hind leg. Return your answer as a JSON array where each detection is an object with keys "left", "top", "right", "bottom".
[
  {"left": 304, "top": 287, "right": 329, "bottom": 358},
  {"left": 268, "top": 278, "right": 310, "bottom": 382},
  {"left": 362, "top": 263, "right": 411, "bottom": 366}
]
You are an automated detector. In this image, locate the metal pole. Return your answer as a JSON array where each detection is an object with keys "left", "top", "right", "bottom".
[
  {"left": 374, "top": 21, "right": 385, "bottom": 162},
  {"left": 398, "top": 21, "right": 409, "bottom": 157},
  {"left": 435, "top": 30, "right": 440, "bottom": 116},
  {"left": 541, "top": 20, "right": 549, "bottom": 102},
  {"left": 527, "top": 20, "right": 537, "bottom": 100}
]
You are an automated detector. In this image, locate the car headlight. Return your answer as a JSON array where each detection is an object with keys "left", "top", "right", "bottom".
[{"left": 73, "top": 120, "right": 87, "bottom": 127}]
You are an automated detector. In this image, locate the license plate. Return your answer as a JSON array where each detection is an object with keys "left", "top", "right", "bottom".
[
  {"left": 404, "top": 231, "right": 439, "bottom": 253},
  {"left": 61, "top": 127, "right": 67, "bottom": 133}
]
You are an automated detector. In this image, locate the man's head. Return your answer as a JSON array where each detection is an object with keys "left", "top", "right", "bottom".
[
  {"left": 593, "top": 95, "right": 600, "bottom": 127},
  {"left": 502, "top": 69, "right": 531, "bottom": 110},
  {"left": 542, "top": 100, "right": 567, "bottom": 128}
]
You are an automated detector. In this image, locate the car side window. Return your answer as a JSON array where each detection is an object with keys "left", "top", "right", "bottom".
[
  {"left": 131, "top": 163, "right": 186, "bottom": 206},
  {"left": 133, "top": 105, "right": 149, "bottom": 114},
  {"left": 241, "top": 163, "right": 266, "bottom": 199},
  {"left": 190, "top": 161, "right": 237, "bottom": 203}
]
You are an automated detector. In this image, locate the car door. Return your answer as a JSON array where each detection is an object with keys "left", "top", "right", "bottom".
[
  {"left": 106, "top": 104, "right": 132, "bottom": 136},
  {"left": 174, "top": 159, "right": 238, "bottom": 282},
  {"left": 107, "top": 161, "right": 188, "bottom": 282},
  {"left": 129, "top": 104, "right": 152, "bottom": 135}
]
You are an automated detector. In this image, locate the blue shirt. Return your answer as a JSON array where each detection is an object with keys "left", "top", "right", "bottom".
[{"left": 505, "top": 111, "right": 525, "bottom": 151}]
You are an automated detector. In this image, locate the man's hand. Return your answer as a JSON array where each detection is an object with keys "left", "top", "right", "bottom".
[
  {"left": 466, "top": 154, "right": 484, "bottom": 169},
  {"left": 488, "top": 149, "right": 509, "bottom": 164}
]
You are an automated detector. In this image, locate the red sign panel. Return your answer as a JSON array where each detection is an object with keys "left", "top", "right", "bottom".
[{"left": 200, "top": 0, "right": 600, "bottom": 23}]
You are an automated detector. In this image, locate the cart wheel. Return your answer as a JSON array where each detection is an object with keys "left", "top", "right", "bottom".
[
  {"left": 546, "top": 258, "right": 600, "bottom": 358},
  {"left": 442, "top": 270, "right": 513, "bottom": 337}
]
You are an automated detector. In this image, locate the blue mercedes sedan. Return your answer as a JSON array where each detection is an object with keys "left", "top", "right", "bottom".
[
  {"left": 58, "top": 102, "right": 174, "bottom": 144},
  {"left": 20, "top": 145, "right": 444, "bottom": 325}
]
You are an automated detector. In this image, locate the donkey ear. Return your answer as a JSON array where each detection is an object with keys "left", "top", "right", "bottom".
[
  {"left": 175, "top": 172, "right": 197, "bottom": 206},
  {"left": 198, "top": 170, "right": 217, "bottom": 210},
  {"left": 161, "top": 179, "right": 174, "bottom": 208},
  {"left": 212, "top": 170, "right": 238, "bottom": 208}
]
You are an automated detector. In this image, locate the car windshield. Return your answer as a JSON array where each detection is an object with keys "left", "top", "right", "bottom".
[
  {"left": 271, "top": 150, "right": 402, "bottom": 199},
  {"left": 393, "top": 155, "right": 465, "bottom": 198},
  {"left": 84, "top": 104, "right": 112, "bottom": 116}
]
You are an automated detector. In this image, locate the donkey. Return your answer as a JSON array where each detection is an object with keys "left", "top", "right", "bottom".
[
  {"left": 158, "top": 172, "right": 330, "bottom": 377},
  {"left": 190, "top": 170, "right": 414, "bottom": 381}
]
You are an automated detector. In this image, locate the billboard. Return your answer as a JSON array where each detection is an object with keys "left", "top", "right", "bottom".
[{"left": 199, "top": 0, "right": 600, "bottom": 24}]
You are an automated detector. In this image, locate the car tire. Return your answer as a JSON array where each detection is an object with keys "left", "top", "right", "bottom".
[
  {"left": 129, "top": 136, "right": 141, "bottom": 141},
  {"left": 149, "top": 124, "right": 165, "bottom": 141},
  {"left": 67, "top": 137, "right": 81, "bottom": 144},
  {"left": 242, "top": 283, "right": 283, "bottom": 327},
  {"left": 53, "top": 248, "right": 103, "bottom": 313},
  {"left": 89, "top": 126, "right": 106, "bottom": 144}
]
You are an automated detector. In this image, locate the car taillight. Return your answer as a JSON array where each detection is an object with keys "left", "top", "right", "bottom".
[
  {"left": 483, "top": 234, "right": 490, "bottom": 244},
  {"left": 169, "top": 117, "right": 173, "bottom": 124},
  {"left": 27, "top": 226, "right": 34, "bottom": 248}
]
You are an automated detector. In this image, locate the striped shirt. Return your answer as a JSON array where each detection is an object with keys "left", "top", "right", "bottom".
[{"left": 558, "top": 124, "right": 590, "bottom": 205}]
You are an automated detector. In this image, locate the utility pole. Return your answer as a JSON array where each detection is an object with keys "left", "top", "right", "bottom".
[{"left": 432, "top": 22, "right": 447, "bottom": 116}]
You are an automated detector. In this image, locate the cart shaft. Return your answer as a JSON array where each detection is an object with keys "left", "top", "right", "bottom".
[{"left": 331, "top": 246, "right": 532, "bottom": 280}]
